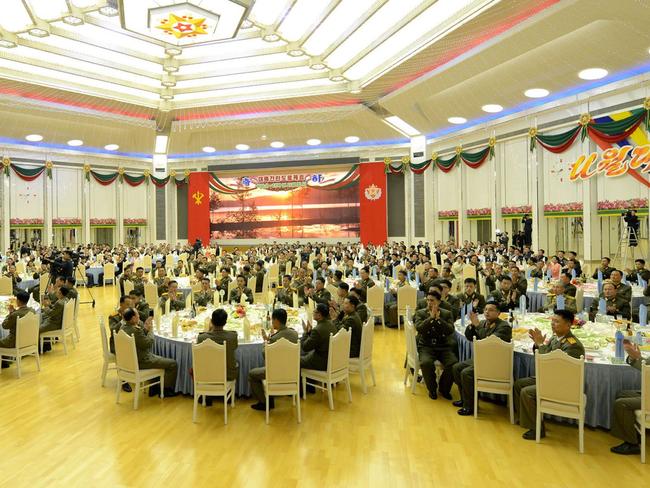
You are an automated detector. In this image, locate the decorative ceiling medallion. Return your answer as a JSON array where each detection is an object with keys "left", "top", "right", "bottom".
[{"left": 156, "top": 13, "right": 209, "bottom": 39}]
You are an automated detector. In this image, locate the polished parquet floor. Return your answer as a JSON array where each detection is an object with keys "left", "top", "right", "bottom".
[{"left": 0, "top": 285, "right": 647, "bottom": 487}]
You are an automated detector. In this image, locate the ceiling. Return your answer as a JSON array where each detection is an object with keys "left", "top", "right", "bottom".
[{"left": 0, "top": 0, "right": 649, "bottom": 161}]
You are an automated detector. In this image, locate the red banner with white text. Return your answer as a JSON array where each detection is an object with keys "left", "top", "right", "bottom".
[
  {"left": 359, "top": 162, "right": 387, "bottom": 245},
  {"left": 188, "top": 172, "right": 211, "bottom": 245}
]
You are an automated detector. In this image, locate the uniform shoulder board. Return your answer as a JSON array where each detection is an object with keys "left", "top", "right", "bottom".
[
  {"left": 162, "top": 292, "right": 169, "bottom": 296},
  {"left": 566, "top": 337, "right": 577, "bottom": 344},
  {"left": 110, "top": 312, "right": 120, "bottom": 317}
]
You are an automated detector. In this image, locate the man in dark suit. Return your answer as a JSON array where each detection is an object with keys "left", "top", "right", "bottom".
[
  {"left": 592, "top": 256, "right": 614, "bottom": 280},
  {"left": 300, "top": 303, "right": 338, "bottom": 371},
  {"left": 197, "top": 308, "right": 238, "bottom": 406},
  {"left": 332, "top": 295, "right": 362, "bottom": 358},
  {"left": 249, "top": 308, "right": 299, "bottom": 411},
  {"left": 452, "top": 303, "right": 512, "bottom": 415},
  {"left": 39, "top": 285, "right": 69, "bottom": 350},
  {"left": 228, "top": 275, "right": 253, "bottom": 304}
]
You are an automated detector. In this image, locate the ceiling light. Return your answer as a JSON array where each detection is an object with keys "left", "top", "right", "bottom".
[
  {"left": 481, "top": 104, "right": 503, "bottom": 113},
  {"left": 0, "top": 39, "right": 17, "bottom": 48},
  {"left": 578, "top": 68, "right": 608, "bottom": 80},
  {"left": 104, "top": 144, "right": 119, "bottom": 151},
  {"left": 98, "top": 5, "right": 119, "bottom": 17},
  {"left": 202, "top": 146, "right": 216, "bottom": 153},
  {"left": 163, "top": 58, "right": 179, "bottom": 73},
  {"left": 309, "top": 57, "right": 326, "bottom": 70},
  {"left": 25, "top": 134, "right": 43, "bottom": 142},
  {"left": 161, "top": 74, "right": 176, "bottom": 87},
  {"left": 270, "top": 141, "right": 285, "bottom": 148},
  {"left": 329, "top": 72, "right": 346, "bottom": 82},
  {"left": 306, "top": 139, "right": 321, "bottom": 146},
  {"left": 345, "top": 136, "right": 359, "bottom": 143},
  {"left": 62, "top": 15, "right": 84, "bottom": 26},
  {"left": 160, "top": 88, "right": 174, "bottom": 100},
  {"left": 28, "top": 27, "right": 49, "bottom": 38},
  {"left": 287, "top": 48, "right": 304, "bottom": 57},
  {"left": 67, "top": 139, "right": 83, "bottom": 146},
  {"left": 448, "top": 117, "right": 467, "bottom": 124},
  {"left": 165, "top": 46, "right": 182, "bottom": 57},
  {"left": 524, "top": 88, "right": 550, "bottom": 98},
  {"left": 236, "top": 144, "right": 250, "bottom": 151},
  {"left": 241, "top": 19, "right": 253, "bottom": 29},
  {"left": 384, "top": 116, "right": 420, "bottom": 137},
  {"left": 262, "top": 32, "right": 280, "bottom": 42},
  {"left": 277, "top": 0, "right": 330, "bottom": 42},
  {"left": 154, "top": 135, "right": 168, "bottom": 153}
]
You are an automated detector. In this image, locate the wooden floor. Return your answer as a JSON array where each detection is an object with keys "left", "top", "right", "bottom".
[{"left": 0, "top": 285, "right": 647, "bottom": 487}]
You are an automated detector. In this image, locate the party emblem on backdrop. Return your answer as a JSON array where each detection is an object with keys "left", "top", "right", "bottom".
[
  {"left": 192, "top": 190, "right": 205, "bottom": 205},
  {"left": 364, "top": 184, "right": 382, "bottom": 201}
]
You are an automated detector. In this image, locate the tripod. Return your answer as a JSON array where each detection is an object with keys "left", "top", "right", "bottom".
[
  {"left": 613, "top": 221, "right": 639, "bottom": 270},
  {"left": 75, "top": 263, "right": 96, "bottom": 308}
]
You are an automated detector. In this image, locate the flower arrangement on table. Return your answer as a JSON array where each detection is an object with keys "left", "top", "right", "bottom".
[
  {"left": 10, "top": 218, "right": 44, "bottom": 225},
  {"left": 232, "top": 305, "right": 247, "bottom": 318},
  {"left": 597, "top": 198, "right": 648, "bottom": 210},
  {"left": 501, "top": 205, "right": 532, "bottom": 215},
  {"left": 90, "top": 218, "right": 116, "bottom": 225},
  {"left": 53, "top": 218, "right": 81, "bottom": 225},
  {"left": 544, "top": 202, "right": 583, "bottom": 213},
  {"left": 438, "top": 210, "right": 458, "bottom": 218},
  {"left": 467, "top": 207, "right": 491, "bottom": 216},
  {"left": 123, "top": 218, "right": 147, "bottom": 225}
]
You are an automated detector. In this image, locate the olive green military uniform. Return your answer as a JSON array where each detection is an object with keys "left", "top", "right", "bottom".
[
  {"left": 154, "top": 277, "right": 168, "bottom": 296},
  {"left": 132, "top": 276, "right": 146, "bottom": 294},
  {"left": 613, "top": 282, "right": 632, "bottom": 304},
  {"left": 312, "top": 288, "right": 331, "bottom": 306},
  {"left": 334, "top": 311, "right": 362, "bottom": 358},
  {"left": 544, "top": 293, "right": 577, "bottom": 313},
  {"left": 120, "top": 322, "right": 178, "bottom": 390},
  {"left": 136, "top": 301, "right": 150, "bottom": 322},
  {"left": 611, "top": 356, "right": 645, "bottom": 444},
  {"left": 592, "top": 266, "right": 614, "bottom": 280},
  {"left": 276, "top": 286, "right": 295, "bottom": 307},
  {"left": 108, "top": 310, "right": 123, "bottom": 353},
  {"left": 489, "top": 289, "right": 520, "bottom": 312},
  {"left": 357, "top": 303, "right": 369, "bottom": 324},
  {"left": 453, "top": 318, "right": 512, "bottom": 410},
  {"left": 40, "top": 297, "right": 67, "bottom": 333},
  {"left": 358, "top": 277, "right": 375, "bottom": 290},
  {"left": 228, "top": 286, "right": 253, "bottom": 304},
  {"left": 0, "top": 305, "right": 36, "bottom": 348},
  {"left": 159, "top": 293, "right": 185, "bottom": 312},
  {"left": 194, "top": 290, "right": 213, "bottom": 307},
  {"left": 300, "top": 318, "right": 338, "bottom": 370},
  {"left": 455, "top": 292, "right": 486, "bottom": 314},
  {"left": 413, "top": 307, "right": 456, "bottom": 397},
  {"left": 514, "top": 332, "right": 585, "bottom": 430},
  {"left": 588, "top": 294, "right": 631, "bottom": 321}
]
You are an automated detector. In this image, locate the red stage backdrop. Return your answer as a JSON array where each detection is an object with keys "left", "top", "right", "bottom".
[
  {"left": 188, "top": 172, "right": 211, "bottom": 244},
  {"left": 359, "top": 162, "right": 387, "bottom": 245}
]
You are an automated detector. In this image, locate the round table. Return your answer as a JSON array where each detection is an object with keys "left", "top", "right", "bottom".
[
  {"left": 525, "top": 281, "right": 645, "bottom": 313},
  {"left": 454, "top": 313, "right": 644, "bottom": 429},
  {"left": 16, "top": 275, "right": 38, "bottom": 291},
  {"left": 0, "top": 295, "right": 42, "bottom": 339},
  {"left": 85, "top": 266, "right": 104, "bottom": 284},
  {"left": 173, "top": 277, "right": 193, "bottom": 301},
  {"left": 152, "top": 304, "right": 305, "bottom": 396}
]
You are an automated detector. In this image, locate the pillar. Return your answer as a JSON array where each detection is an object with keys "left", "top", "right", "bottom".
[
  {"left": 116, "top": 180, "right": 124, "bottom": 245},
  {"left": 82, "top": 174, "right": 91, "bottom": 244},
  {"left": 582, "top": 138, "right": 599, "bottom": 261},
  {"left": 166, "top": 182, "right": 177, "bottom": 246},
  {"left": 458, "top": 159, "right": 469, "bottom": 245},
  {"left": 1, "top": 174, "right": 9, "bottom": 251},
  {"left": 530, "top": 140, "right": 546, "bottom": 252},
  {"left": 491, "top": 142, "right": 503, "bottom": 238},
  {"left": 43, "top": 173, "right": 53, "bottom": 246}
]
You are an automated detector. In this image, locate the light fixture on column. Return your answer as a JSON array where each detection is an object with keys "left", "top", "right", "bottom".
[
  {"left": 160, "top": 88, "right": 174, "bottom": 100},
  {"left": 163, "top": 58, "right": 179, "bottom": 73},
  {"left": 165, "top": 46, "right": 183, "bottom": 57},
  {"left": 161, "top": 73, "right": 177, "bottom": 87},
  {"left": 308, "top": 57, "right": 326, "bottom": 71},
  {"left": 28, "top": 20, "right": 50, "bottom": 38},
  {"left": 286, "top": 43, "right": 304, "bottom": 57}
]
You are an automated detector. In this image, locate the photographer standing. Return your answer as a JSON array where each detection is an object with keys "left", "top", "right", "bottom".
[{"left": 623, "top": 209, "right": 640, "bottom": 247}]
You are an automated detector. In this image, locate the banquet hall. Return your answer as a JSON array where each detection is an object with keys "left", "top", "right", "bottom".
[{"left": 1, "top": 0, "right": 650, "bottom": 486}]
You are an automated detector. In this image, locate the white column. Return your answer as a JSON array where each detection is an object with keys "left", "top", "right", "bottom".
[
  {"left": 424, "top": 167, "right": 436, "bottom": 244},
  {"left": 167, "top": 182, "right": 177, "bottom": 245},
  {"left": 530, "top": 142, "right": 546, "bottom": 251},
  {"left": 43, "top": 173, "right": 52, "bottom": 246},
  {"left": 404, "top": 170, "right": 414, "bottom": 245},
  {"left": 491, "top": 143, "right": 503, "bottom": 238},
  {"left": 458, "top": 157, "right": 469, "bottom": 245},
  {"left": 82, "top": 175, "right": 91, "bottom": 244},
  {"left": 1, "top": 174, "right": 9, "bottom": 252},
  {"left": 582, "top": 138, "right": 599, "bottom": 261},
  {"left": 116, "top": 179, "right": 124, "bottom": 245}
]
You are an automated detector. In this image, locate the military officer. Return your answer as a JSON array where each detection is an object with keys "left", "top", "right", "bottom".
[
  {"left": 249, "top": 308, "right": 299, "bottom": 411},
  {"left": 331, "top": 296, "right": 363, "bottom": 358},
  {"left": 357, "top": 266, "right": 375, "bottom": 290},
  {"left": 228, "top": 275, "right": 253, "bottom": 304},
  {"left": 348, "top": 287, "right": 369, "bottom": 324},
  {"left": 4, "top": 264, "right": 23, "bottom": 294},
  {"left": 194, "top": 277, "right": 214, "bottom": 307},
  {"left": 64, "top": 276, "right": 79, "bottom": 303},
  {"left": 300, "top": 303, "right": 338, "bottom": 371},
  {"left": 253, "top": 260, "right": 266, "bottom": 293},
  {"left": 592, "top": 256, "right": 615, "bottom": 280},
  {"left": 452, "top": 303, "right": 512, "bottom": 415},
  {"left": 455, "top": 277, "right": 486, "bottom": 314},
  {"left": 514, "top": 309, "right": 585, "bottom": 440},
  {"left": 625, "top": 258, "right": 650, "bottom": 285},
  {"left": 509, "top": 264, "right": 528, "bottom": 296},
  {"left": 414, "top": 291, "right": 457, "bottom": 400},
  {"left": 216, "top": 267, "right": 232, "bottom": 296},
  {"left": 276, "top": 275, "right": 295, "bottom": 307},
  {"left": 132, "top": 266, "right": 148, "bottom": 294},
  {"left": 154, "top": 268, "right": 170, "bottom": 296},
  {"left": 159, "top": 280, "right": 185, "bottom": 312},
  {"left": 488, "top": 275, "right": 520, "bottom": 312},
  {"left": 129, "top": 290, "right": 150, "bottom": 323},
  {"left": 589, "top": 281, "right": 631, "bottom": 320},
  {"left": 39, "top": 285, "right": 70, "bottom": 352},
  {"left": 0, "top": 291, "right": 35, "bottom": 367},
  {"left": 610, "top": 269, "right": 632, "bottom": 303},
  {"left": 544, "top": 281, "right": 577, "bottom": 313},
  {"left": 312, "top": 277, "right": 331, "bottom": 306}
]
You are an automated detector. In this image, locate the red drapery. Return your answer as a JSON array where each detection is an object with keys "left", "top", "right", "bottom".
[
  {"left": 359, "top": 162, "right": 387, "bottom": 245},
  {"left": 188, "top": 172, "right": 211, "bottom": 244}
]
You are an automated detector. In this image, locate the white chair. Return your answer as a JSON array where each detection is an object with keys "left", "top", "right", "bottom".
[
  {"left": 99, "top": 317, "right": 116, "bottom": 387},
  {"left": 103, "top": 263, "right": 116, "bottom": 285},
  {"left": 248, "top": 276, "right": 257, "bottom": 302},
  {"left": 635, "top": 360, "right": 649, "bottom": 463},
  {"left": 15, "top": 261, "right": 26, "bottom": 274},
  {"left": 40, "top": 299, "right": 76, "bottom": 355},
  {"left": 367, "top": 285, "right": 385, "bottom": 328},
  {"left": 114, "top": 330, "right": 164, "bottom": 410},
  {"left": 403, "top": 317, "right": 422, "bottom": 394},
  {"left": 535, "top": 350, "right": 586, "bottom": 452},
  {"left": 0, "top": 276, "right": 12, "bottom": 295},
  {"left": 144, "top": 282, "right": 158, "bottom": 308},
  {"left": 75, "top": 265, "right": 87, "bottom": 287},
  {"left": 575, "top": 287, "right": 584, "bottom": 313},
  {"left": 73, "top": 293, "right": 80, "bottom": 341},
  {"left": 192, "top": 340, "right": 236, "bottom": 424},
  {"left": 143, "top": 255, "right": 152, "bottom": 271},
  {"left": 123, "top": 279, "right": 134, "bottom": 296},
  {"left": 473, "top": 335, "right": 515, "bottom": 423},
  {"left": 38, "top": 272, "right": 50, "bottom": 300},
  {"left": 213, "top": 290, "right": 223, "bottom": 305},
  {"left": 0, "top": 312, "right": 40, "bottom": 378},
  {"left": 263, "top": 338, "right": 301, "bottom": 424},
  {"left": 301, "top": 328, "right": 352, "bottom": 410},
  {"left": 285, "top": 261, "right": 292, "bottom": 276},
  {"left": 165, "top": 254, "right": 174, "bottom": 268},
  {"left": 268, "top": 263, "right": 279, "bottom": 287},
  {"left": 348, "top": 317, "right": 376, "bottom": 394},
  {"left": 397, "top": 285, "right": 417, "bottom": 330}
]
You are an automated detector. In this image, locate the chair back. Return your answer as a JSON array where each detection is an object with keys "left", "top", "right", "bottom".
[
  {"left": 328, "top": 328, "right": 352, "bottom": 374},
  {"left": 261, "top": 273, "right": 269, "bottom": 293},
  {"left": 268, "top": 263, "right": 279, "bottom": 284},
  {"left": 415, "top": 264, "right": 426, "bottom": 281},
  {"left": 575, "top": 287, "right": 584, "bottom": 312},
  {"left": 462, "top": 264, "right": 477, "bottom": 282},
  {"left": 144, "top": 282, "right": 158, "bottom": 307},
  {"left": 143, "top": 255, "right": 152, "bottom": 269},
  {"left": 39, "top": 272, "right": 50, "bottom": 297},
  {"left": 292, "top": 292, "right": 299, "bottom": 308},
  {"left": 641, "top": 361, "right": 649, "bottom": 421},
  {"left": 478, "top": 273, "right": 487, "bottom": 295},
  {"left": 75, "top": 265, "right": 86, "bottom": 283},
  {"left": 103, "top": 263, "right": 115, "bottom": 280},
  {"left": 247, "top": 276, "right": 257, "bottom": 294},
  {"left": 326, "top": 284, "right": 338, "bottom": 299},
  {"left": 165, "top": 297, "right": 171, "bottom": 315},
  {"left": 307, "top": 297, "right": 315, "bottom": 314},
  {"left": 16, "top": 312, "right": 39, "bottom": 349},
  {"left": 473, "top": 335, "right": 513, "bottom": 383},
  {"left": 123, "top": 280, "right": 134, "bottom": 296},
  {"left": 265, "top": 338, "right": 300, "bottom": 385},
  {"left": 397, "top": 285, "right": 417, "bottom": 315},
  {"left": 404, "top": 318, "right": 419, "bottom": 368},
  {"left": 98, "top": 317, "right": 111, "bottom": 359},
  {"left": 535, "top": 349, "right": 585, "bottom": 406},
  {"left": 367, "top": 286, "right": 384, "bottom": 315},
  {"left": 227, "top": 279, "right": 233, "bottom": 300},
  {"left": 185, "top": 293, "right": 193, "bottom": 309},
  {"left": 359, "top": 317, "right": 375, "bottom": 362},
  {"left": 192, "top": 339, "right": 227, "bottom": 384},
  {"left": 213, "top": 290, "right": 222, "bottom": 305},
  {"left": 16, "top": 261, "right": 26, "bottom": 274},
  {"left": 114, "top": 330, "right": 139, "bottom": 374},
  {"left": 0, "top": 276, "right": 12, "bottom": 295},
  {"left": 62, "top": 299, "right": 75, "bottom": 332},
  {"left": 191, "top": 282, "right": 202, "bottom": 294},
  {"left": 285, "top": 261, "right": 292, "bottom": 275},
  {"left": 165, "top": 254, "right": 174, "bottom": 267}
]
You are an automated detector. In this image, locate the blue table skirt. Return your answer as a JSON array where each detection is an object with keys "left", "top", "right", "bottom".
[
  {"left": 153, "top": 335, "right": 263, "bottom": 397},
  {"left": 17, "top": 278, "right": 38, "bottom": 291},
  {"left": 455, "top": 332, "right": 641, "bottom": 429},
  {"left": 86, "top": 267, "right": 104, "bottom": 283},
  {"left": 526, "top": 290, "right": 644, "bottom": 313}
]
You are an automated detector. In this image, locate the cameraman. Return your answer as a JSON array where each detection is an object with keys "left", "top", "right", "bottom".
[
  {"left": 623, "top": 209, "right": 640, "bottom": 247},
  {"left": 49, "top": 250, "right": 74, "bottom": 279}
]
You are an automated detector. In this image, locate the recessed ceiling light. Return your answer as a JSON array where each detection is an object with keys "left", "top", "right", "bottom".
[
  {"left": 236, "top": 144, "right": 250, "bottom": 151},
  {"left": 0, "top": 39, "right": 17, "bottom": 48},
  {"left": 104, "top": 144, "right": 119, "bottom": 151},
  {"left": 329, "top": 74, "right": 346, "bottom": 82},
  {"left": 287, "top": 49, "right": 304, "bottom": 57},
  {"left": 482, "top": 104, "right": 503, "bottom": 113},
  {"left": 345, "top": 136, "right": 360, "bottom": 143},
  {"left": 160, "top": 94, "right": 174, "bottom": 100},
  {"left": 270, "top": 141, "right": 285, "bottom": 148},
  {"left": 25, "top": 134, "right": 43, "bottom": 142},
  {"left": 62, "top": 15, "right": 84, "bottom": 26},
  {"left": 28, "top": 28, "right": 49, "bottom": 38},
  {"left": 448, "top": 117, "right": 467, "bottom": 124},
  {"left": 165, "top": 46, "right": 182, "bottom": 57},
  {"left": 202, "top": 146, "right": 216, "bottom": 153},
  {"left": 310, "top": 62, "right": 326, "bottom": 70},
  {"left": 98, "top": 5, "right": 119, "bottom": 17},
  {"left": 263, "top": 33, "right": 280, "bottom": 42},
  {"left": 524, "top": 88, "right": 550, "bottom": 98},
  {"left": 306, "top": 139, "right": 321, "bottom": 146},
  {"left": 578, "top": 68, "right": 608, "bottom": 80},
  {"left": 67, "top": 139, "right": 83, "bottom": 146}
]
